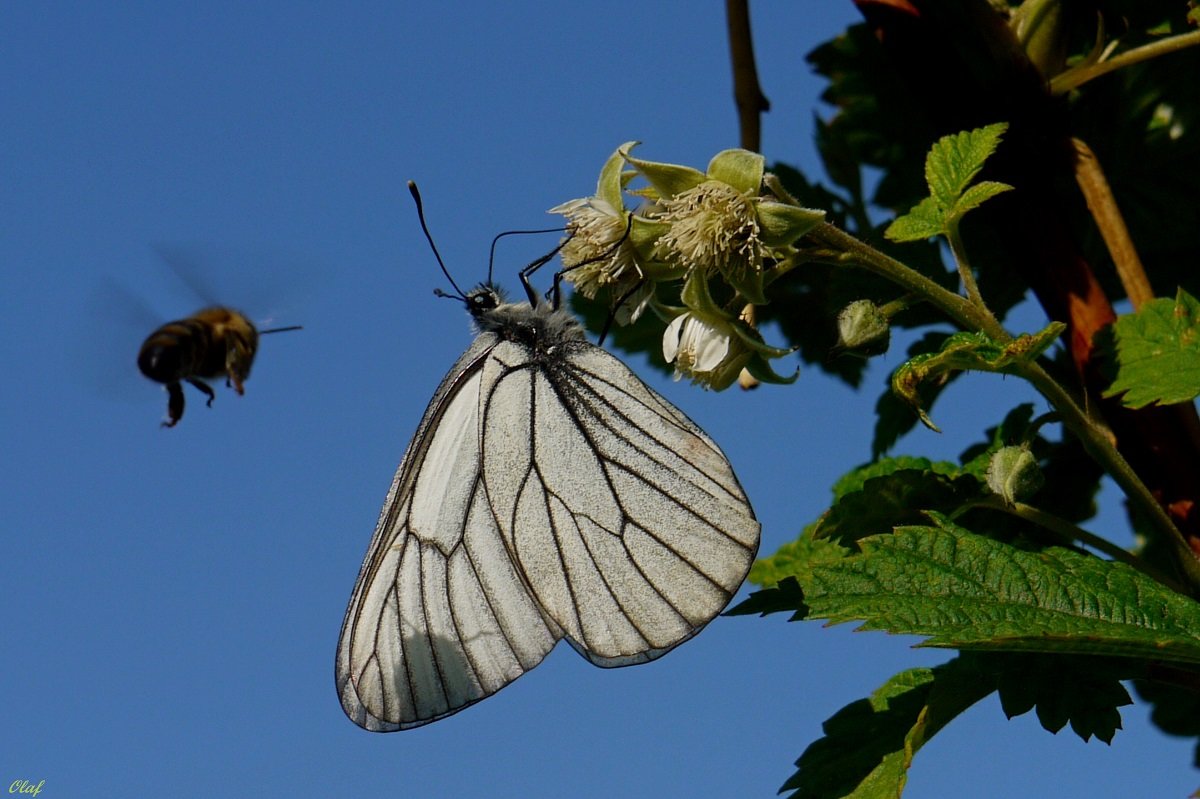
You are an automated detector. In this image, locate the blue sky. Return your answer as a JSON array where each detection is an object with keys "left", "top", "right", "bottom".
[{"left": 2, "top": 3, "right": 1194, "bottom": 797}]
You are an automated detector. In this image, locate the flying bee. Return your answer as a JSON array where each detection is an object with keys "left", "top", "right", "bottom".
[{"left": 137, "top": 306, "right": 301, "bottom": 427}]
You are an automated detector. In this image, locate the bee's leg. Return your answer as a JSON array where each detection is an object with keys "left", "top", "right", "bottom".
[
  {"left": 162, "top": 382, "right": 185, "bottom": 428},
  {"left": 186, "top": 377, "right": 217, "bottom": 408},
  {"left": 225, "top": 358, "right": 249, "bottom": 395}
]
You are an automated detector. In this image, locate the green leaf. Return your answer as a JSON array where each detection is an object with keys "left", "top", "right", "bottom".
[
  {"left": 780, "top": 659, "right": 993, "bottom": 799},
  {"left": 745, "top": 533, "right": 850, "bottom": 589},
  {"left": 726, "top": 575, "right": 809, "bottom": 620},
  {"left": 829, "top": 456, "right": 963, "bottom": 501},
  {"left": 950, "top": 180, "right": 1014, "bottom": 220},
  {"left": 806, "top": 514, "right": 1200, "bottom": 665},
  {"left": 1100, "top": 288, "right": 1200, "bottom": 408},
  {"left": 811, "top": 468, "right": 983, "bottom": 548},
  {"left": 884, "top": 196, "right": 944, "bottom": 242},
  {"left": 990, "top": 654, "right": 1132, "bottom": 743},
  {"left": 925, "top": 122, "right": 1009, "bottom": 209},
  {"left": 885, "top": 124, "right": 1010, "bottom": 242},
  {"left": 891, "top": 324, "right": 1065, "bottom": 431}
]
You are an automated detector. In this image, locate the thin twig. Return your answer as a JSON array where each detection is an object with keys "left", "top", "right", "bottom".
[
  {"left": 1072, "top": 137, "right": 1154, "bottom": 309},
  {"left": 726, "top": 0, "right": 769, "bottom": 390},
  {"left": 724, "top": 0, "right": 770, "bottom": 153},
  {"left": 1050, "top": 28, "right": 1200, "bottom": 95}
]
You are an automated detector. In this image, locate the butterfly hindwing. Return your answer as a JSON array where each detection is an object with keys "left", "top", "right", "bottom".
[{"left": 479, "top": 339, "right": 759, "bottom": 666}]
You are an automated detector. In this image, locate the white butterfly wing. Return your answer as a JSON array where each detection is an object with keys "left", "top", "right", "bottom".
[
  {"left": 336, "top": 336, "right": 562, "bottom": 731},
  {"left": 339, "top": 307, "right": 760, "bottom": 731},
  {"left": 480, "top": 340, "right": 760, "bottom": 666}
]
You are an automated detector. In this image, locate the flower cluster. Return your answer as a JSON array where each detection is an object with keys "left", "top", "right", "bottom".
[{"left": 550, "top": 142, "right": 825, "bottom": 389}]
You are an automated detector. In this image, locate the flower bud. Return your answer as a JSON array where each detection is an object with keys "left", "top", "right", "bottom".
[
  {"left": 836, "top": 299, "right": 891, "bottom": 356},
  {"left": 986, "top": 445, "right": 1044, "bottom": 505}
]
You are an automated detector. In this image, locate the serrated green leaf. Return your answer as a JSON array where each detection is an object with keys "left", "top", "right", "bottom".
[
  {"left": 726, "top": 575, "right": 809, "bottom": 620},
  {"left": 806, "top": 514, "right": 1200, "bottom": 665},
  {"left": 781, "top": 659, "right": 993, "bottom": 799},
  {"left": 745, "top": 533, "right": 850, "bottom": 588},
  {"left": 811, "top": 469, "right": 983, "bottom": 547},
  {"left": 830, "top": 456, "right": 963, "bottom": 501},
  {"left": 950, "top": 179, "right": 1014, "bottom": 220},
  {"left": 989, "top": 653, "right": 1133, "bottom": 743},
  {"left": 884, "top": 196, "right": 944, "bottom": 242},
  {"left": 925, "top": 122, "right": 1009, "bottom": 209},
  {"left": 891, "top": 324, "right": 1065, "bottom": 430},
  {"left": 887, "top": 124, "right": 1011, "bottom": 244},
  {"left": 1100, "top": 288, "right": 1200, "bottom": 408}
]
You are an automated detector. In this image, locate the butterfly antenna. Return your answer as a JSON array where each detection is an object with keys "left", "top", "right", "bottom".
[
  {"left": 408, "top": 181, "right": 466, "bottom": 300},
  {"left": 551, "top": 212, "right": 635, "bottom": 317},
  {"left": 488, "top": 227, "right": 565, "bottom": 284}
]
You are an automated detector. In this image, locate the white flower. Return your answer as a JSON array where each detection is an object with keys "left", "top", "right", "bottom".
[
  {"left": 549, "top": 197, "right": 643, "bottom": 300},
  {"left": 662, "top": 312, "right": 748, "bottom": 390},
  {"left": 655, "top": 180, "right": 762, "bottom": 281}
]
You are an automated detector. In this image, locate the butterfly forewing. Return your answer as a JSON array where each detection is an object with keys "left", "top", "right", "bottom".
[{"left": 337, "top": 337, "right": 560, "bottom": 731}]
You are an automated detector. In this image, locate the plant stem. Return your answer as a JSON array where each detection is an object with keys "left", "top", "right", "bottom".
[
  {"left": 966, "top": 496, "right": 1183, "bottom": 592},
  {"left": 1050, "top": 29, "right": 1200, "bottom": 95},
  {"left": 1014, "top": 360, "right": 1200, "bottom": 593},
  {"left": 724, "top": 0, "right": 769, "bottom": 153},
  {"left": 809, "top": 223, "right": 1006, "bottom": 340},
  {"left": 945, "top": 219, "right": 989, "bottom": 313},
  {"left": 1071, "top": 137, "right": 1154, "bottom": 309},
  {"left": 807, "top": 221, "right": 1200, "bottom": 594}
]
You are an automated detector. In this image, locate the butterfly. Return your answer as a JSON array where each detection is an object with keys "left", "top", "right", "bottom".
[{"left": 335, "top": 183, "right": 760, "bottom": 730}]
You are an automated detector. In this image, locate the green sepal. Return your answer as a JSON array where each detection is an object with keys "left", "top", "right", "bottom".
[
  {"left": 706, "top": 148, "right": 764, "bottom": 195},
  {"left": 680, "top": 270, "right": 730, "bottom": 322},
  {"left": 595, "top": 143, "right": 635, "bottom": 210},
  {"left": 620, "top": 142, "right": 706, "bottom": 199},
  {"left": 730, "top": 319, "right": 795, "bottom": 359},
  {"left": 758, "top": 200, "right": 826, "bottom": 247},
  {"left": 744, "top": 351, "right": 800, "bottom": 385},
  {"left": 726, "top": 263, "right": 767, "bottom": 305}
]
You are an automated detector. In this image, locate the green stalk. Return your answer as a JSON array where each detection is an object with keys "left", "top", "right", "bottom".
[
  {"left": 964, "top": 496, "right": 1183, "bottom": 593},
  {"left": 807, "top": 222, "right": 1200, "bottom": 594},
  {"left": 1051, "top": 29, "right": 1200, "bottom": 95},
  {"left": 1014, "top": 360, "right": 1200, "bottom": 592}
]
